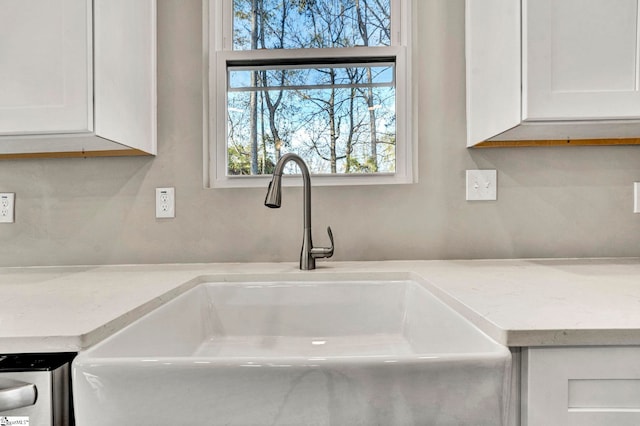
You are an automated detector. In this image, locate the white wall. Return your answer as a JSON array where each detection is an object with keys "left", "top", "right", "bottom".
[{"left": 0, "top": 0, "right": 639, "bottom": 267}]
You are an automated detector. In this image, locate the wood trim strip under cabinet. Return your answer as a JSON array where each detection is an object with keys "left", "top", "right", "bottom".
[
  {"left": 474, "top": 138, "right": 640, "bottom": 148},
  {"left": 0, "top": 149, "right": 152, "bottom": 160}
]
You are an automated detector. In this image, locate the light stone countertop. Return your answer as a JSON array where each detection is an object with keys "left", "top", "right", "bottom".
[{"left": 1, "top": 258, "right": 639, "bottom": 353}]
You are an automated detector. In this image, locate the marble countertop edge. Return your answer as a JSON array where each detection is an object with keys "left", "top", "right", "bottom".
[{"left": 1, "top": 258, "right": 640, "bottom": 352}]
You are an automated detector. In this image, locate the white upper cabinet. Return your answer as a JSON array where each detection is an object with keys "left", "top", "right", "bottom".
[
  {"left": 0, "top": 0, "right": 156, "bottom": 158},
  {"left": 525, "top": 0, "right": 640, "bottom": 121},
  {"left": 0, "top": 0, "right": 91, "bottom": 135},
  {"left": 466, "top": 0, "right": 640, "bottom": 146}
]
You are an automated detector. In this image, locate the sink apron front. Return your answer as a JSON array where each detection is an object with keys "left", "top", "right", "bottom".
[{"left": 73, "top": 279, "right": 511, "bottom": 425}]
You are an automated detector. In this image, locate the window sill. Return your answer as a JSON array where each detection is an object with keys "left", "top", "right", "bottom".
[{"left": 208, "top": 172, "right": 415, "bottom": 189}]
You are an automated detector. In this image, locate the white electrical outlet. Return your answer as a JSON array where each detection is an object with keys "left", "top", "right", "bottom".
[
  {"left": 634, "top": 182, "right": 640, "bottom": 213},
  {"left": 0, "top": 193, "right": 15, "bottom": 223},
  {"left": 466, "top": 170, "right": 497, "bottom": 201},
  {"left": 155, "top": 187, "right": 175, "bottom": 218}
]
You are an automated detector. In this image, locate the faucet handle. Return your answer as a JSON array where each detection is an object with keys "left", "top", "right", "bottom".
[
  {"left": 311, "top": 226, "right": 334, "bottom": 259},
  {"left": 326, "top": 226, "right": 334, "bottom": 255}
]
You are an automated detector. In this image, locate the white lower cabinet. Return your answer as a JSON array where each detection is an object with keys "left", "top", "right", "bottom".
[{"left": 523, "top": 346, "right": 640, "bottom": 426}]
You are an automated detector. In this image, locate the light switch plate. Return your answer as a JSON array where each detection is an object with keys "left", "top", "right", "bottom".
[
  {"left": 466, "top": 170, "right": 497, "bottom": 201},
  {"left": 634, "top": 182, "right": 640, "bottom": 213}
]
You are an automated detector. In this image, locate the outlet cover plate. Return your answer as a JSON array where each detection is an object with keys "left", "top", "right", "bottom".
[
  {"left": 466, "top": 170, "right": 497, "bottom": 201},
  {"left": 634, "top": 182, "right": 640, "bottom": 213},
  {"left": 0, "top": 193, "right": 15, "bottom": 223},
  {"left": 156, "top": 187, "right": 175, "bottom": 218}
]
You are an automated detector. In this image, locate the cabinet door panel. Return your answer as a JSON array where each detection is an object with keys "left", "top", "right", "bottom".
[
  {"left": 524, "top": 0, "right": 640, "bottom": 121},
  {"left": 0, "top": 0, "right": 91, "bottom": 134},
  {"left": 525, "top": 347, "right": 640, "bottom": 426}
]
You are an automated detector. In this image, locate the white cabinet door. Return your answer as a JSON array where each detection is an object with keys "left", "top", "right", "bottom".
[
  {"left": 524, "top": 347, "right": 640, "bottom": 426},
  {"left": 524, "top": 0, "right": 640, "bottom": 121},
  {"left": 0, "top": 0, "right": 156, "bottom": 158},
  {"left": 0, "top": 0, "right": 92, "bottom": 135}
]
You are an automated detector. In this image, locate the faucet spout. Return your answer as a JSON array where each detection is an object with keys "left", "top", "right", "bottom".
[
  {"left": 264, "top": 153, "right": 334, "bottom": 270},
  {"left": 264, "top": 175, "right": 282, "bottom": 208}
]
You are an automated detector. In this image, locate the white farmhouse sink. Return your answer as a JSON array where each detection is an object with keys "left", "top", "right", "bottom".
[{"left": 73, "top": 279, "right": 511, "bottom": 425}]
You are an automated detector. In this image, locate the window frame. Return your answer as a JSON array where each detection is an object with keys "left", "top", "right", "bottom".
[{"left": 203, "top": 0, "right": 414, "bottom": 188}]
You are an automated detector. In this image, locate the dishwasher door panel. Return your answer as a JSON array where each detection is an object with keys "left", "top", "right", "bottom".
[{"left": 0, "top": 359, "right": 71, "bottom": 426}]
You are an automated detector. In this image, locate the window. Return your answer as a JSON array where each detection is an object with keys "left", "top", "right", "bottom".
[{"left": 205, "top": 0, "right": 413, "bottom": 187}]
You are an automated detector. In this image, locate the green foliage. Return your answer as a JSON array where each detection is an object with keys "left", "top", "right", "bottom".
[
  {"left": 228, "top": 145, "right": 276, "bottom": 175},
  {"left": 228, "top": 145, "right": 251, "bottom": 175}
]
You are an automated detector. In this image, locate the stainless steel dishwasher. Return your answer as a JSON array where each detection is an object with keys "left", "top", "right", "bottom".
[{"left": 0, "top": 353, "right": 75, "bottom": 426}]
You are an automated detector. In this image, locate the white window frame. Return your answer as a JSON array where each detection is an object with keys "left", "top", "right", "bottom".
[{"left": 203, "top": 0, "right": 415, "bottom": 188}]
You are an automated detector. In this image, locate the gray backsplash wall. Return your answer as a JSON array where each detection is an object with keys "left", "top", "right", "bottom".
[{"left": 1, "top": 0, "right": 639, "bottom": 267}]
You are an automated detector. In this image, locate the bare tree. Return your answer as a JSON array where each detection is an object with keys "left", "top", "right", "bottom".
[
  {"left": 248, "top": 0, "right": 260, "bottom": 174},
  {"left": 258, "top": 0, "right": 290, "bottom": 163},
  {"left": 230, "top": 0, "right": 394, "bottom": 175}
]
